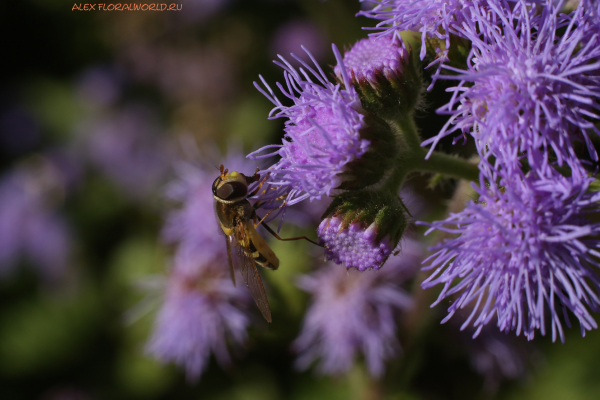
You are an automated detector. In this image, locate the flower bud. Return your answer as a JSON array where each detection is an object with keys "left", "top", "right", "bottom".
[
  {"left": 335, "top": 36, "right": 422, "bottom": 119},
  {"left": 318, "top": 189, "right": 409, "bottom": 271}
]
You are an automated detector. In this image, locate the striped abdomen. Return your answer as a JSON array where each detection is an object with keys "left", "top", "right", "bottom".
[{"left": 243, "top": 221, "right": 279, "bottom": 270}]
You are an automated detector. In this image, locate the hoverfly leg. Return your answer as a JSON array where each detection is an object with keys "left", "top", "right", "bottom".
[
  {"left": 248, "top": 170, "right": 270, "bottom": 197},
  {"left": 253, "top": 200, "right": 287, "bottom": 228},
  {"left": 261, "top": 221, "right": 325, "bottom": 248},
  {"left": 251, "top": 192, "right": 287, "bottom": 213}
]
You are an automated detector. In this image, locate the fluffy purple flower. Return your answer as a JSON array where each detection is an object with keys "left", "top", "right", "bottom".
[
  {"left": 334, "top": 36, "right": 421, "bottom": 114},
  {"left": 249, "top": 45, "right": 369, "bottom": 208},
  {"left": 146, "top": 253, "right": 250, "bottom": 381},
  {"left": 317, "top": 188, "right": 409, "bottom": 271},
  {"left": 423, "top": 1, "right": 600, "bottom": 170},
  {"left": 358, "top": 0, "right": 491, "bottom": 60},
  {"left": 0, "top": 163, "right": 71, "bottom": 281},
  {"left": 318, "top": 216, "right": 394, "bottom": 271},
  {"left": 293, "top": 239, "right": 422, "bottom": 376},
  {"left": 420, "top": 162, "right": 600, "bottom": 342}
]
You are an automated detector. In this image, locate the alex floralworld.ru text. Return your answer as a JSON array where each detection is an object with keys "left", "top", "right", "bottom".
[{"left": 72, "top": 3, "right": 182, "bottom": 11}]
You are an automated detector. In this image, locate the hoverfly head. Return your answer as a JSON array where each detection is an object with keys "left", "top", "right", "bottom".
[{"left": 213, "top": 168, "right": 249, "bottom": 203}]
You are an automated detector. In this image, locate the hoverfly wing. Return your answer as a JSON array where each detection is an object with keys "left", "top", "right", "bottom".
[
  {"left": 235, "top": 222, "right": 272, "bottom": 322},
  {"left": 225, "top": 235, "right": 236, "bottom": 286},
  {"left": 214, "top": 200, "right": 237, "bottom": 286}
]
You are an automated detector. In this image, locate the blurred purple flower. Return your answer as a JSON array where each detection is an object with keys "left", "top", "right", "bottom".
[
  {"left": 162, "top": 161, "right": 224, "bottom": 257},
  {"left": 318, "top": 215, "right": 393, "bottom": 271},
  {"left": 0, "top": 163, "right": 71, "bottom": 281},
  {"left": 44, "top": 147, "right": 84, "bottom": 193},
  {"left": 423, "top": 1, "right": 600, "bottom": 170},
  {"left": 249, "top": 45, "right": 369, "bottom": 209},
  {"left": 146, "top": 252, "right": 250, "bottom": 382},
  {"left": 464, "top": 326, "right": 532, "bottom": 392},
  {"left": 149, "top": 144, "right": 258, "bottom": 380},
  {"left": 271, "top": 20, "right": 327, "bottom": 65},
  {"left": 121, "top": 45, "right": 236, "bottom": 103},
  {"left": 75, "top": 66, "right": 122, "bottom": 109},
  {"left": 293, "top": 239, "right": 422, "bottom": 376},
  {"left": 420, "top": 162, "right": 600, "bottom": 342},
  {"left": 83, "top": 105, "right": 171, "bottom": 199}
]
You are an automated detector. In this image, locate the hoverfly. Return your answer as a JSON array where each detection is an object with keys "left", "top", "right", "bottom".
[{"left": 212, "top": 165, "right": 321, "bottom": 322}]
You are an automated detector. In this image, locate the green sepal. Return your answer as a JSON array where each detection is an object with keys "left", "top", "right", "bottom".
[
  {"left": 321, "top": 189, "right": 408, "bottom": 245},
  {"left": 341, "top": 48, "right": 422, "bottom": 120}
]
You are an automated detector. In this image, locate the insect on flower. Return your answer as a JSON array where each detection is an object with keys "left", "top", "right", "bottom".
[{"left": 212, "top": 165, "right": 322, "bottom": 322}]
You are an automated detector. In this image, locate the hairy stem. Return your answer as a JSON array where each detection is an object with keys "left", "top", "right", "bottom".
[
  {"left": 384, "top": 113, "right": 480, "bottom": 192},
  {"left": 412, "top": 149, "right": 480, "bottom": 182}
]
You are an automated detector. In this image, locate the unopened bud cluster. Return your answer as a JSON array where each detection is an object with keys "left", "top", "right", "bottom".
[
  {"left": 318, "top": 190, "right": 408, "bottom": 270},
  {"left": 252, "top": 37, "right": 423, "bottom": 270}
]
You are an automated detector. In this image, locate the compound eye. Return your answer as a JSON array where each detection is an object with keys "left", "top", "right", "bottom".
[{"left": 216, "top": 181, "right": 247, "bottom": 200}]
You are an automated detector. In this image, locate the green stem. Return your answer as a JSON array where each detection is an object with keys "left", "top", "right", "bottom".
[
  {"left": 383, "top": 113, "right": 480, "bottom": 190},
  {"left": 413, "top": 149, "right": 480, "bottom": 182},
  {"left": 389, "top": 113, "right": 422, "bottom": 151}
]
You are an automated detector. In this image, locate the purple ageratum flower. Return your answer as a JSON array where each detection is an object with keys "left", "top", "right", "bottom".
[
  {"left": 249, "top": 45, "right": 369, "bottom": 209},
  {"left": 146, "top": 252, "right": 250, "bottom": 381},
  {"left": 334, "top": 35, "right": 422, "bottom": 115},
  {"left": 317, "top": 188, "right": 409, "bottom": 271},
  {"left": 420, "top": 161, "right": 600, "bottom": 342},
  {"left": 335, "top": 36, "right": 409, "bottom": 85},
  {"left": 358, "top": 0, "right": 491, "bottom": 60},
  {"left": 423, "top": 1, "right": 600, "bottom": 170},
  {"left": 293, "top": 239, "right": 421, "bottom": 376},
  {"left": 318, "top": 215, "right": 393, "bottom": 271},
  {"left": 0, "top": 164, "right": 71, "bottom": 282}
]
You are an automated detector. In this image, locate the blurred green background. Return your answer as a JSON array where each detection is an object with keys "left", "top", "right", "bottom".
[{"left": 1, "top": 0, "right": 600, "bottom": 399}]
